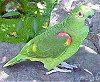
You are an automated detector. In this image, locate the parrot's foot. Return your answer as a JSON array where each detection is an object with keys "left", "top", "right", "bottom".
[
  {"left": 46, "top": 67, "right": 72, "bottom": 75},
  {"left": 46, "top": 62, "right": 93, "bottom": 75},
  {"left": 59, "top": 62, "right": 78, "bottom": 69},
  {"left": 60, "top": 62, "right": 93, "bottom": 75},
  {"left": 46, "top": 62, "right": 78, "bottom": 75}
]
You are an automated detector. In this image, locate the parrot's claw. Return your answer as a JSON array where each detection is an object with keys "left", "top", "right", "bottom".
[
  {"left": 46, "top": 62, "right": 93, "bottom": 75},
  {"left": 46, "top": 62, "right": 78, "bottom": 75},
  {"left": 60, "top": 62, "right": 93, "bottom": 75},
  {"left": 46, "top": 67, "right": 72, "bottom": 75},
  {"left": 59, "top": 62, "right": 78, "bottom": 69}
]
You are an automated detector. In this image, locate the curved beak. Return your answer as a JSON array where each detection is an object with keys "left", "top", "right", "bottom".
[{"left": 85, "top": 15, "right": 94, "bottom": 27}]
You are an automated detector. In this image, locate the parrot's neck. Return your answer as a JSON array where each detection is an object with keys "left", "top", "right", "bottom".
[
  {"left": 65, "top": 16, "right": 85, "bottom": 28},
  {"left": 61, "top": 16, "right": 86, "bottom": 34},
  {"left": 59, "top": 15, "right": 89, "bottom": 41}
]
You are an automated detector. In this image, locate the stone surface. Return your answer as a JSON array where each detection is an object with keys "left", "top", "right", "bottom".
[
  {"left": 49, "top": 6, "right": 68, "bottom": 27},
  {"left": 0, "top": 29, "right": 100, "bottom": 82},
  {"left": 88, "top": 33, "right": 100, "bottom": 54},
  {"left": 90, "top": 12, "right": 100, "bottom": 34},
  {"left": 82, "top": 39, "right": 97, "bottom": 52},
  {"left": 0, "top": 42, "right": 100, "bottom": 82}
]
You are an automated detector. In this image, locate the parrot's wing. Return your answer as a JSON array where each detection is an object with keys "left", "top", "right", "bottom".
[
  {"left": 20, "top": 28, "right": 70, "bottom": 58},
  {"left": 28, "top": 39, "right": 81, "bottom": 70}
]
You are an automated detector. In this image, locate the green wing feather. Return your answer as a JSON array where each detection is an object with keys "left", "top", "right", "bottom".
[{"left": 19, "top": 27, "right": 69, "bottom": 58}]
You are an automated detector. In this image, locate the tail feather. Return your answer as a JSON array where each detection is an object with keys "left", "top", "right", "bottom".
[{"left": 3, "top": 54, "right": 24, "bottom": 67}]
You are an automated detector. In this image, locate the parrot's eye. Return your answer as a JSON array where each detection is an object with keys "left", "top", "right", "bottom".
[{"left": 77, "top": 11, "right": 83, "bottom": 17}]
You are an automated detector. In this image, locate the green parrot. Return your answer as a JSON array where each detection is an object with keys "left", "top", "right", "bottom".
[{"left": 3, "top": 4, "right": 94, "bottom": 72}]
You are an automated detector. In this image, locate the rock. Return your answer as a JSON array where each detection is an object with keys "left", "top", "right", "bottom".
[
  {"left": 0, "top": 42, "right": 100, "bottom": 81},
  {"left": 49, "top": 5, "right": 68, "bottom": 27},
  {"left": 88, "top": 33, "right": 100, "bottom": 54},
  {"left": 89, "top": 12, "right": 100, "bottom": 34},
  {"left": 82, "top": 39, "right": 97, "bottom": 52},
  {"left": 66, "top": 45, "right": 100, "bottom": 82}
]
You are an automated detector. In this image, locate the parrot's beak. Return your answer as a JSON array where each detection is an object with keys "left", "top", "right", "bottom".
[{"left": 85, "top": 15, "right": 94, "bottom": 27}]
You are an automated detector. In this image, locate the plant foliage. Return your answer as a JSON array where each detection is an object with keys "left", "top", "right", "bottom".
[{"left": 0, "top": 0, "right": 58, "bottom": 43}]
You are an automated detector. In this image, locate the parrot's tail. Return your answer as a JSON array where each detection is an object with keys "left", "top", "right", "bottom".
[{"left": 3, "top": 54, "right": 25, "bottom": 67}]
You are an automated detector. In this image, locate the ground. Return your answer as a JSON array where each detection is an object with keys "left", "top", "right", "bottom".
[{"left": 0, "top": 0, "right": 100, "bottom": 82}]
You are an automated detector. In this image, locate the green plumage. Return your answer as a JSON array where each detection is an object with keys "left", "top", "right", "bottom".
[{"left": 3, "top": 4, "right": 94, "bottom": 70}]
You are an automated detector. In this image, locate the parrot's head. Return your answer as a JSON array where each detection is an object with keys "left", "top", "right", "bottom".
[{"left": 70, "top": 4, "right": 94, "bottom": 27}]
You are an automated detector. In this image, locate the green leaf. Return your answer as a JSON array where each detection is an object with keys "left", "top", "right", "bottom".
[
  {"left": 31, "top": 18, "right": 38, "bottom": 33},
  {"left": 16, "top": 19, "right": 22, "bottom": 31},
  {"left": 0, "top": 0, "right": 58, "bottom": 44},
  {"left": 1, "top": 0, "right": 5, "bottom": 1},
  {"left": 2, "top": 11, "right": 20, "bottom": 17}
]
